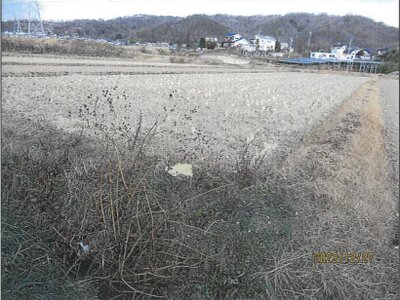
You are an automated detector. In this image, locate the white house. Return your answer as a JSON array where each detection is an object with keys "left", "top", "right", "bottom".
[
  {"left": 311, "top": 45, "right": 347, "bottom": 60},
  {"left": 376, "top": 48, "right": 389, "bottom": 56},
  {"left": 310, "top": 52, "right": 337, "bottom": 59},
  {"left": 233, "top": 38, "right": 250, "bottom": 47},
  {"left": 223, "top": 33, "right": 242, "bottom": 47},
  {"left": 331, "top": 45, "right": 347, "bottom": 59},
  {"left": 310, "top": 45, "right": 372, "bottom": 61},
  {"left": 252, "top": 34, "right": 277, "bottom": 52},
  {"left": 280, "top": 42, "right": 289, "bottom": 50}
]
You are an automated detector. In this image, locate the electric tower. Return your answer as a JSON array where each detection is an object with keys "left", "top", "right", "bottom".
[{"left": 13, "top": 0, "right": 45, "bottom": 36}]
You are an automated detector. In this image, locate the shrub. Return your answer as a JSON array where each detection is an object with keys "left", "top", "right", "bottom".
[
  {"left": 169, "top": 56, "right": 186, "bottom": 63},
  {"left": 377, "top": 48, "right": 399, "bottom": 74},
  {"left": 2, "top": 36, "right": 125, "bottom": 58},
  {"left": 2, "top": 88, "right": 293, "bottom": 298}
]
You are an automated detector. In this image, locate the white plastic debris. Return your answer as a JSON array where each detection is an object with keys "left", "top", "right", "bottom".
[
  {"left": 246, "top": 133, "right": 255, "bottom": 144},
  {"left": 79, "top": 241, "right": 90, "bottom": 253},
  {"left": 167, "top": 163, "right": 193, "bottom": 177}
]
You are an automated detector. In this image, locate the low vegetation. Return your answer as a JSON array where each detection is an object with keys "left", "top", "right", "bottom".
[
  {"left": 270, "top": 81, "right": 398, "bottom": 299},
  {"left": 2, "top": 208, "right": 98, "bottom": 299},
  {"left": 3, "top": 79, "right": 398, "bottom": 299},
  {"left": 2, "top": 95, "right": 294, "bottom": 298},
  {"left": 377, "top": 48, "right": 400, "bottom": 74},
  {"left": 1, "top": 36, "right": 126, "bottom": 57},
  {"left": 1, "top": 36, "right": 175, "bottom": 59}
]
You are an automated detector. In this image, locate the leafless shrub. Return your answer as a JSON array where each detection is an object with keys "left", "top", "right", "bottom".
[
  {"left": 139, "top": 46, "right": 154, "bottom": 54},
  {"left": 169, "top": 56, "right": 186, "bottom": 63},
  {"left": 156, "top": 48, "right": 169, "bottom": 55},
  {"left": 2, "top": 88, "right": 295, "bottom": 299}
]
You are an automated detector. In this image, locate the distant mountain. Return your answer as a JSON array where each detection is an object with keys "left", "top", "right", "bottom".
[
  {"left": 47, "top": 15, "right": 182, "bottom": 41},
  {"left": 135, "top": 15, "right": 229, "bottom": 43},
  {"left": 209, "top": 14, "right": 277, "bottom": 37},
  {"left": 209, "top": 13, "right": 398, "bottom": 51},
  {"left": 1, "top": 14, "right": 182, "bottom": 41},
  {"left": 256, "top": 13, "right": 398, "bottom": 51},
  {"left": 2, "top": 13, "right": 398, "bottom": 50}
]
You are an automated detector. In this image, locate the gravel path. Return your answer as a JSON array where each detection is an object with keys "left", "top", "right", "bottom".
[{"left": 379, "top": 78, "right": 399, "bottom": 199}]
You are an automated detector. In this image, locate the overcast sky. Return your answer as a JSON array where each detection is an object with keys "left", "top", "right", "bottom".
[{"left": 2, "top": 0, "right": 399, "bottom": 27}]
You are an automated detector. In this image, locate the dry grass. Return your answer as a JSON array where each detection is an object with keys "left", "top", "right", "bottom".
[
  {"left": 1, "top": 109, "right": 293, "bottom": 299},
  {"left": 265, "top": 80, "right": 399, "bottom": 299},
  {"left": 1, "top": 36, "right": 173, "bottom": 60},
  {"left": 1, "top": 208, "right": 98, "bottom": 299},
  {"left": 169, "top": 56, "right": 187, "bottom": 64},
  {"left": 2, "top": 75, "right": 398, "bottom": 299},
  {"left": 1, "top": 36, "right": 126, "bottom": 57}
]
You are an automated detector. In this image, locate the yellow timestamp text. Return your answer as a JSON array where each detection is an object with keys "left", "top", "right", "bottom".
[{"left": 313, "top": 252, "right": 374, "bottom": 264}]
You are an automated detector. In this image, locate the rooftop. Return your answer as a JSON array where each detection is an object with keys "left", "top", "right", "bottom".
[
  {"left": 224, "top": 33, "right": 239, "bottom": 37},
  {"left": 254, "top": 34, "right": 277, "bottom": 41}
]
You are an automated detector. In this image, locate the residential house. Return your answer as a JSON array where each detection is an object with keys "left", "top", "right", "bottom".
[
  {"left": 252, "top": 34, "right": 277, "bottom": 52},
  {"left": 310, "top": 45, "right": 372, "bottom": 61},
  {"left": 330, "top": 45, "right": 347, "bottom": 59},
  {"left": 280, "top": 42, "right": 289, "bottom": 50},
  {"left": 310, "top": 52, "right": 337, "bottom": 59},
  {"left": 233, "top": 38, "right": 250, "bottom": 48},
  {"left": 223, "top": 33, "right": 242, "bottom": 47},
  {"left": 376, "top": 47, "right": 389, "bottom": 56}
]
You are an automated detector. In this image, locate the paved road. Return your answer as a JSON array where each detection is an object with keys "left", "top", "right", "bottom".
[{"left": 379, "top": 77, "right": 399, "bottom": 200}]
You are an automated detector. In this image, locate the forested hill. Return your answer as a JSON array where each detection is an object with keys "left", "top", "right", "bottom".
[
  {"left": 2, "top": 13, "right": 398, "bottom": 50},
  {"left": 135, "top": 15, "right": 228, "bottom": 44},
  {"left": 210, "top": 13, "right": 399, "bottom": 51}
]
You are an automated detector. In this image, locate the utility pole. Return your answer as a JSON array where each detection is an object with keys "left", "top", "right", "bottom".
[
  {"left": 348, "top": 36, "right": 353, "bottom": 56},
  {"left": 307, "top": 31, "right": 312, "bottom": 49},
  {"left": 14, "top": 11, "right": 21, "bottom": 33},
  {"left": 17, "top": 18, "right": 21, "bottom": 33},
  {"left": 288, "top": 37, "right": 294, "bottom": 58},
  {"left": 13, "top": 12, "right": 19, "bottom": 33}
]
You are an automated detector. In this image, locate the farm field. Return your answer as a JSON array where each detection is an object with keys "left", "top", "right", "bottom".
[
  {"left": 2, "top": 53, "right": 398, "bottom": 299},
  {"left": 1, "top": 53, "right": 280, "bottom": 77},
  {"left": 2, "top": 54, "right": 368, "bottom": 168}
]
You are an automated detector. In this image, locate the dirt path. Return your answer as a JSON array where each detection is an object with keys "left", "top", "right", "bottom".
[{"left": 274, "top": 80, "right": 398, "bottom": 299}]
